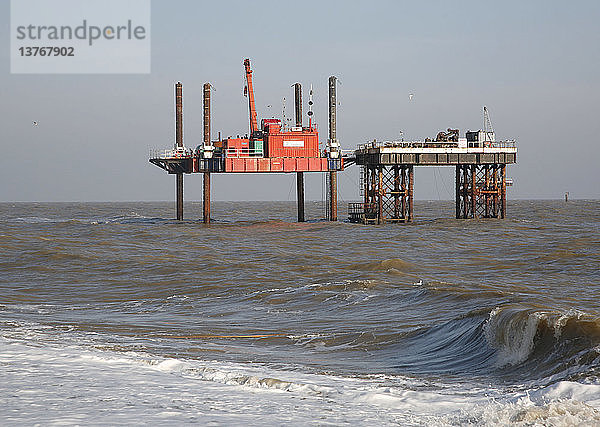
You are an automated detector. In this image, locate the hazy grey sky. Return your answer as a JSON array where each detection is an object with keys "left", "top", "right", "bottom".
[{"left": 1, "top": 0, "right": 599, "bottom": 202}]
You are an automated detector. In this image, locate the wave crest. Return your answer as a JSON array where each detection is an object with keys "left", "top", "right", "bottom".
[
  {"left": 484, "top": 306, "right": 543, "bottom": 366},
  {"left": 484, "top": 306, "right": 600, "bottom": 375},
  {"left": 353, "top": 258, "right": 416, "bottom": 274}
]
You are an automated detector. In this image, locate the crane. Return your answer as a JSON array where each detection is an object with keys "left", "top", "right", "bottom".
[
  {"left": 483, "top": 106, "right": 494, "bottom": 146},
  {"left": 243, "top": 58, "right": 259, "bottom": 139}
]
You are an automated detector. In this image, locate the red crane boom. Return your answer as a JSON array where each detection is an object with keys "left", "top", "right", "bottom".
[{"left": 243, "top": 58, "right": 259, "bottom": 138}]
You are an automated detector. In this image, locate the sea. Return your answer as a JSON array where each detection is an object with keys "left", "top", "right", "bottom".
[{"left": 1, "top": 200, "right": 599, "bottom": 426}]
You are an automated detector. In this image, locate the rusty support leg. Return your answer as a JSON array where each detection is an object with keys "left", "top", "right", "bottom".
[
  {"left": 455, "top": 166, "right": 460, "bottom": 218},
  {"left": 327, "top": 76, "right": 338, "bottom": 222},
  {"left": 367, "top": 167, "right": 373, "bottom": 223},
  {"left": 367, "top": 166, "right": 376, "bottom": 223},
  {"left": 401, "top": 165, "right": 408, "bottom": 221},
  {"left": 408, "top": 166, "right": 414, "bottom": 222},
  {"left": 496, "top": 165, "right": 500, "bottom": 216},
  {"left": 501, "top": 164, "right": 506, "bottom": 218},
  {"left": 467, "top": 166, "right": 471, "bottom": 218},
  {"left": 490, "top": 165, "right": 495, "bottom": 216},
  {"left": 371, "top": 167, "right": 377, "bottom": 206},
  {"left": 363, "top": 167, "right": 368, "bottom": 205},
  {"left": 470, "top": 165, "right": 476, "bottom": 218},
  {"left": 175, "top": 82, "right": 184, "bottom": 221},
  {"left": 297, "top": 172, "right": 305, "bottom": 222},
  {"left": 204, "top": 84, "right": 211, "bottom": 144},
  {"left": 462, "top": 166, "right": 468, "bottom": 219},
  {"left": 203, "top": 172, "right": 210, "bottom": 224},
  {"left": 203, "top": 83, "right": 211, "bottom": 224},
  {"left": 329, "top": 171, "right": 337, "bottom": 221},
  {"left": 293, "top": 83, "right": 305, "bottom": 223},
  {"left": 363, "top": 166, "right": 371, "bottom": 224},
  {"left": 176, "top": 82, "right": 183, "bottom": 147},
  {"left": 377, "top": 168, "right": 383, "bottom": 224},
  {"left": 176, "top": 174, "right": 183, "bottom": 220},
  {"left": 485, "top": 165, "right": 490, "bottom": 218},
  {"left": 393, "top": 165, "right": 400, "bottom": 219}
]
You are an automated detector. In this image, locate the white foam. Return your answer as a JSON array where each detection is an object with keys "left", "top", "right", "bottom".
[
  {"left": 1, "top": 335, "right": 599, "bottom": 426},
  {"left": 530, "top": 381, "right": 600, "bottom": 407},
  {"left": 153, "top": 358, "right": 189, "bottom": 372},
  {"left": 473, "top": 382, "right": 600, "bottom": 426}
]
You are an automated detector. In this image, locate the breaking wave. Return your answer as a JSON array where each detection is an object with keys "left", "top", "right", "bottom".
[
  {"left": 484, "top": 305, "right": 600, "bottom": 380},
  {"left": 383, "top": 305, "right": 600, "bottom": 383}
]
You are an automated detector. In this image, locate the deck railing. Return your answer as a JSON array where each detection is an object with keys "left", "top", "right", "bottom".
[
  {"left": 225, "top": 147, "right": 264, "bottom": 157},
  {"left": 149, "top": 148, "right": 194, "bottom": 159},
  {"left": 356, "top": 139, "right": 517, "bottom": 151}
]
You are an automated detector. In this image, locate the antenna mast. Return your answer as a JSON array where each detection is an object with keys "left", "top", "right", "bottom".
[
  {"left": 282, "top": 97, "right": 287, "bottom": 131},
  {"left": 308, "top": 84, "right": 314, "bottom": 130}
]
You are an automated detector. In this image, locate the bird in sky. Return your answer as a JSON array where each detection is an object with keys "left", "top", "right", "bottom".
[
  {"left": 408, "top": 93, "right": 414, "bottom": 101},
  {"left": 32, "top": 121, "right": 38, "bottom": 126}
]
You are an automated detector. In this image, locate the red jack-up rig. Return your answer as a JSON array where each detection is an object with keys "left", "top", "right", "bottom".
[{"left": 150, "top": 58, "right": 342, "bottom": 223}]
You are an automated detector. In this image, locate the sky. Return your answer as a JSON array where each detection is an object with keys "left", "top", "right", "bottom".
[{"left": 1, "top": 0, "right": 599, "bottom": 202}]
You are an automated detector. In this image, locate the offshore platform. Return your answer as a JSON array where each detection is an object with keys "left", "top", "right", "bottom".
[
  {"left": 150, "top": 59, "right": 342, "bottom": 223},
  {"left": 349, "top": 120, "right": 516, "bottom": 224},
  {"left": 149, "top": 59, "right": 517, "bottom": 224}
]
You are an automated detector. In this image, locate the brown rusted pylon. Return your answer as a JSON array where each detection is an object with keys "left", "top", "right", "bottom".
[
  {"left": 455, "top": 164, "right": 506, "bottom": 218},
  {"left": 352, "top": 164, "right": 413, "bottom": 224},
  {"left": 203, "top": 83, "right": 211, "bottom": 224},
  {"left": 175, "top": 82, "right": 184, "bottom": 221}
]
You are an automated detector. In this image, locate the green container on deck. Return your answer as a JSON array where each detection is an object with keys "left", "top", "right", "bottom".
[{"left": 252, "top": 140, "right": 264, "bottom": 157}]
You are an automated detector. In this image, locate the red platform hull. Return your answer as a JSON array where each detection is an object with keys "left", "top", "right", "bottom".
[{"left": 224, "top": 157, "right": 330, "bottom": 173}]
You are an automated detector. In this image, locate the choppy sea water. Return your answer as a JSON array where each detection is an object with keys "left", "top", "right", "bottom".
[{"left": 1, "top": 200, "right": 599, "bottom": 426}]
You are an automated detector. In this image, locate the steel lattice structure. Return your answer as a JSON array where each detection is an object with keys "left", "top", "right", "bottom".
[
  {"left": 349, "top": 165, "right": 414, "bottom": 224},
  {"left": 455, "top": 164, "right": 506, "bottom": 219}
]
